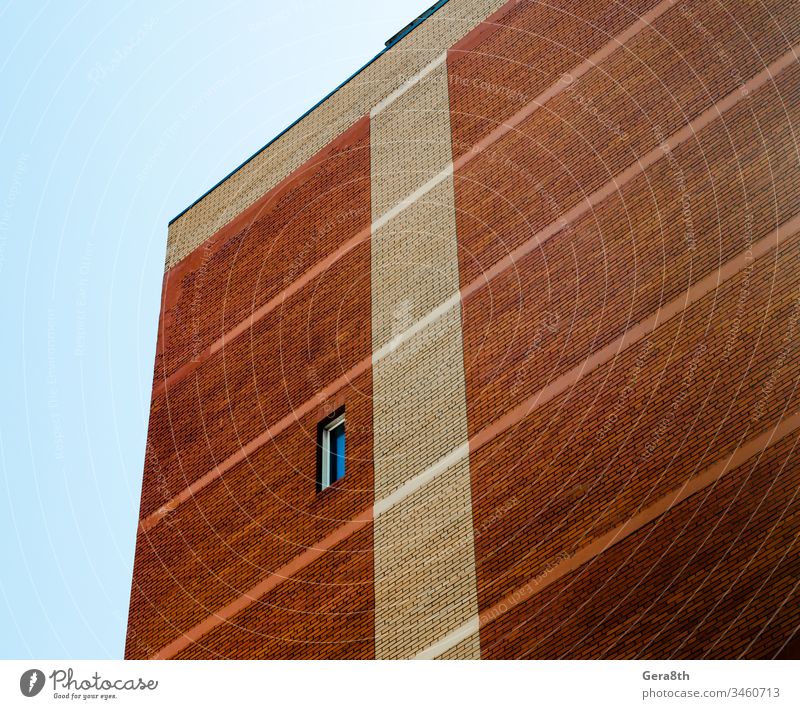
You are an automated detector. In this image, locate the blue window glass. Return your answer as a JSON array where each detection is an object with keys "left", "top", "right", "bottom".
[{"left": 328, "top": 422, "right": 346, "bottom": 483}]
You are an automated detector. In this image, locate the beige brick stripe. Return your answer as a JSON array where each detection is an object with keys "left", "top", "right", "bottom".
[{"left": 369, "top": 60, "right": 480, "bottom": 659}]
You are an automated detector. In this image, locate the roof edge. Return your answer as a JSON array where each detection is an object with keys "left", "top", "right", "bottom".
[{"left": 168, "top": 0, "right": 451, "bottom": 226}]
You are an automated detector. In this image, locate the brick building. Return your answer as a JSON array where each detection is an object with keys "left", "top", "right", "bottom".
[{"left": 126, "top": 0, "right": 800, "bottom": 659}]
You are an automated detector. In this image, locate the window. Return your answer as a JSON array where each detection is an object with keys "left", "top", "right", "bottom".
[{"left": 317, "top": 410, "right": 345, "bottom": 490}]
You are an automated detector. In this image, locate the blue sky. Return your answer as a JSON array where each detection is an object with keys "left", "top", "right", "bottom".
[{"left": 0, "top": 0, "right": 434, "bottom": 659}]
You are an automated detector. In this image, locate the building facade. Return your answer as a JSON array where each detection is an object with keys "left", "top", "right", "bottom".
[{"left": 126, "top": 0, "right": 800, "bottom": 659}]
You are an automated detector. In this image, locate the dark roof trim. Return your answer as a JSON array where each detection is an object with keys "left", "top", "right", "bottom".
[
  {"left": 169, "top": 0, "right": 451, "bottom": 226},
  {"left": 384, "top": 0, "right": 449, "bottom": 47}
]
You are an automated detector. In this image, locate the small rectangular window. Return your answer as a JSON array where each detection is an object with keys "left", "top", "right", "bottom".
[{"left": 318, "top": 411, "right": 345, "bottom": 490}]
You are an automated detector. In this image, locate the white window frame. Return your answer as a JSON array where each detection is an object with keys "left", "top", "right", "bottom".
[{"left": 320, "top": 413, "right": 345, "bottom": 490}]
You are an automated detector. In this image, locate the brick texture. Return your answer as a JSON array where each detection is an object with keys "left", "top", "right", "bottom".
[
  {"left": 449, "top": 0, "right": 664, "bottom": 161},
  {"left": 141, "top": 123, "right": 372, "bottom": 521},
  {"left": 480, "top": 429, "right": 800, "bottom": 659},
  {"left": 448, "top": 0, "right": 800, "bottom": 660},
  {"left": 126, "top": 370, "right": 375, "bottom": 658},
  {"left": 154, "top": 118, "right": 371, "bottom": 386},
  {"left": 458, "top": 61, "right": 800, "bottom": 436},
  {"left": 449, "top": 0, "right": 800, "bottom": 284},
  {"left": 174, "top": 526, "right": 376, "bottom": 660},
  {"left": 466, "top": 207, "right": 800, "bottom": 641},
  {"left": 126, "top": 119, "right": 375, "bottom": 658}
]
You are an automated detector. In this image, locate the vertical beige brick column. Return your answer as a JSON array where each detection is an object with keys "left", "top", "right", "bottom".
[{"left": 370, "top": 59, "right": 480, "bottom": 659}]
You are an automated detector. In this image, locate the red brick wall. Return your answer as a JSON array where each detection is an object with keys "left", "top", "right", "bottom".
[
  {"left": 141, "top": 118, "right": 371, "bottom": 521},
  {"left": 467, "top": 227, "right": 800, "bottom": 610},
  {"left": 448, "top": 0, "right": 663, "bottom": 164},
  {"left": 126, "top": 120, "right": 375, "bottom": 659},
  {"left": 126, "top": 372, "right": 374, "bottom": 658},
  {"left": 154, "top": 117, "right": 371, "bottom": 384},
  {"left": 457, "top": 61, "right": 800, "bottom": 436},
  {"left": 448, "top": 0, "right": 800, "bottom": 284},
  {"left": 451, "top": 0, "right": 800, "bottom": 659},
  {"left": 174, "top": 526, "right": 375, "bottom": 659},
  {"left": 480, "top": 429, "right": 800, "bottom": 659}
]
